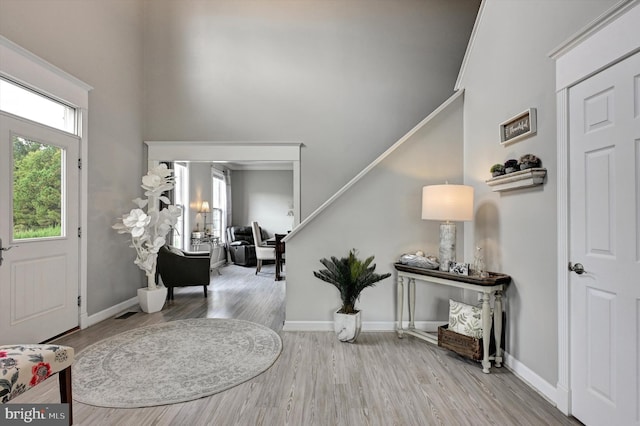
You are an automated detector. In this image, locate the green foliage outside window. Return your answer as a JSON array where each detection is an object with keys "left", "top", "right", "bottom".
[{"left": 13, "top": 136, "right": 62, "bottom": 239}]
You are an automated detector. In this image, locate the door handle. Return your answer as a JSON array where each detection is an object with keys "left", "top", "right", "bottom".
[
  {"left": 568, "top": 262, "right": 585, "bottom": 275},
  {"left": 0, "top": 238, "right": 17, "bottom": 266}
]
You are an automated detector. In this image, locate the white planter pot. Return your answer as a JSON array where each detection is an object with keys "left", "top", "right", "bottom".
[
  {"left": 137, "top": 286, "right": 168, "bottom": 313},
  {"left": 334, "top": 310, "right": 362, "bottom": 343}
]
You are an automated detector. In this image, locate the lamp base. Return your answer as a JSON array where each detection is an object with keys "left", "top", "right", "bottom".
[{"left": 439, "top": 222, "right": 456, "bottom": 271}]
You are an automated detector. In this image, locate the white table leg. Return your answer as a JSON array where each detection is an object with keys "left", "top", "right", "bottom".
[
  {"left": 396, "top": 275, "right": 404, "bottom": 338},
  {"left": 481, "top": 291, "right": 492, "bottom": 374},
  {"left": 408, "top": 278, "right": 416, "bottom": 330},
  {"left": 494, "top": 291, "right": 503, "bottom": 367}
]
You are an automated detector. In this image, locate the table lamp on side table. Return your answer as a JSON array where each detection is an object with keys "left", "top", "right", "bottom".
[
  {"left": 421, "top": 184, "right": 474, "bottom": 271},
  {"left": 200, "top": 201, "right": 210, "bottom": 234}
]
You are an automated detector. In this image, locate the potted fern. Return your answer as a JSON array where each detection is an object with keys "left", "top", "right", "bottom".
[{"left": 313, "top": 249, "right": 391, "bottom": 342}]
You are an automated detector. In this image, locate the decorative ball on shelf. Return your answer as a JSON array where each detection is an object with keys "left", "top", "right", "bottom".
[
  {"left": 518, "top": 154, "right": 541, "bottom": 170},
  {"left": 504, "top": 159, "right": 519, "bottom": 174},
  {"left": 490, "top": 163, "right": 505, "bottom": 177}
]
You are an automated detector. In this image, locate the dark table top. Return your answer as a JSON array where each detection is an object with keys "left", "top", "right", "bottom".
[{"left": 394, "top": 263, "right": 511, "bottom": 287}]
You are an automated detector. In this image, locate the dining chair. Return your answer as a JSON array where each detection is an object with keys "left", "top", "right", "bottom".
[{"left": 251, "top": 221, "right": 276, "bottom": 275}]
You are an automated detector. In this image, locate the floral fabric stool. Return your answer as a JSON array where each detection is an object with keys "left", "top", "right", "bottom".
[{"left": 0, "top": 344, "right": 74, "bottom": 424}]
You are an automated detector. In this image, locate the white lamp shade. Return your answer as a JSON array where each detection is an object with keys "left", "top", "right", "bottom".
[
  {"left": 422, "top": 184, "right": 474, "bottom": 222},
  {"left": 200, "top": 201, "right": 210, "bottom": 213}
]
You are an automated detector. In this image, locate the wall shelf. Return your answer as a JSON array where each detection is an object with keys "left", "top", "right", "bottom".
[{"left": 485, "top": 168, "right": 547, "bottom": 192}]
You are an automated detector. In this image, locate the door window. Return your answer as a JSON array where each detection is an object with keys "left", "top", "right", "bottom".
[{"left": 12, "top": 135, "right": 64, "bottom": 240}]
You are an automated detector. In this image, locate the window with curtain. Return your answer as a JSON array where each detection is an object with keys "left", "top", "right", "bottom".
[
  {"left": 173, "top": 162, "right": 189, "bottom": 249},
  {"left": 211, "top": 167, "right": 227, "bottom": 241}
]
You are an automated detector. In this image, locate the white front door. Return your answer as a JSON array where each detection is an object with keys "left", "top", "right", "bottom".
[
  {"left": 569, "top": 51, "right": 640, "bottom": 425},
  {"left": 0, "top": 113, "right": 79, "bottom": 344}
]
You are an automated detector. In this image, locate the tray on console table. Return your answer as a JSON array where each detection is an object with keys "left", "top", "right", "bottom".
[{"left": 394, "top": 263, "right": 511, "bottom": 286}]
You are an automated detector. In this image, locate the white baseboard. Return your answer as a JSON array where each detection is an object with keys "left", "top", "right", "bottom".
[
  {"left": 81, "top": 296, "right": 139, "bottom": 329},
  {"left": 503, "top": 351, "right": 557, "bottom": 406},
  {"left": 555, "top": 383, "right": 571, "bottom": 415},
  {"left": 282, "top": 320, "right": 444, "bottom": 332}
]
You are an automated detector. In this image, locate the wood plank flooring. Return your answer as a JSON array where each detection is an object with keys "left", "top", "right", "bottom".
[{"left": 12, "top": 264, "right": 581, "bottom": 425}]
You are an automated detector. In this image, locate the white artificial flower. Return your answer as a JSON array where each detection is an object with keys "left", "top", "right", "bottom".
[
  {"left": 148, "top": 163, "right": 172, "bottom": 178},
  {"left": 148, "top": 237, "right": 166, "bottom": 254},
  {"left": 167, "top": 205, "right": 182, "bottom": 217},
  {"left": 135, "top": 253, "right": 156, "bottom": 273},
  {"left": 113, "top": 165, "right": 182, "bottom": 288},
  {"left": 132, "top": 197, "right": 148, "bottom": 208},
  {"left": 141, "top": 174, "right": 162, "bottom": 191},
  {"left": 122, "top": 209, "right": 151, "bottom": 238}
]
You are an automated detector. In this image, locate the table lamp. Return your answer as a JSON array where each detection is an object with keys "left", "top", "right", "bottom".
[
  {"left": 200, "top": 201, "right": 210, "bottom": 233},
  {"left": 422, "top": 184, "right": 474, "bottom": 271}
]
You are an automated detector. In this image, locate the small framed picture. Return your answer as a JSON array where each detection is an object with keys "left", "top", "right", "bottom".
[
  {"left": 500, "top": 108, "right": 537, "bottom": 145},
  {"left": 449, "top": 262, "right": 469, "bottom": 276}
]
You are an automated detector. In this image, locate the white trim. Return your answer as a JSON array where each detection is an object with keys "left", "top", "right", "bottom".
[
  {"left": 282, "top": 320, "right": 442, "bottom": 332},
  {"left": 78, "top": 107, "right": 89, "bottom": 329},
  {"left": 503, "top": 351, "right": 558, "bottom": 406},
  {"left": 552, "top": 0, "right": 640, "bottom": 417},
  {"left": 0, "top": 36, "right": 92, "bottom": 106},
  {"left": 551, "top": 0, "right": 640, "bottom": 90},
  {"left": 454, "top": 1, "right": 486, "bottom": 91},
  {"left": 283, "top": 89, "right": 464, "bottom": 243},
  {"left": 549, "top": 0, "right": 638, "bottom": 60},
  {"left": 555, "top": 88, "right": 571, "bottom": 416},
  {"left": 82, "top": 296, "right": 139, "bottom": 328},
  {"left": 145, "top": 141, "right": 301, "bottom": 162},
  {"left": 146, "top": 141, "right": 301, "bottom": 227},
  {"left": 0, "top": 36, "right": 92, "bottom": 333}
]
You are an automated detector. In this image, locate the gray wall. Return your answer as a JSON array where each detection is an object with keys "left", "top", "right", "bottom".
[
  {"left": 0, "top": 0, "right": 145, "bottom": 315},
  {"left": 0, "top": 0, "right": 478, "bottom": 317},
  {"left": 142, "top": 0, "right": 480, "bottom": 218},
  {"left": 286, "top": 95, "right": 465, "bottom": 324},
  {"left": 231, "top": 170, "right": 294, "bottom": 236},
  {"left": 459, "top": 0, "right": 617, "bottom": 386}
]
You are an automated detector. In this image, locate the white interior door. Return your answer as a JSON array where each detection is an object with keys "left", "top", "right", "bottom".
[
  {"left": 0, "top": 113, "right": 79, "bottom": 344},
  {"left": 569, "top": 51, "right": 640, "bottom": 425}
]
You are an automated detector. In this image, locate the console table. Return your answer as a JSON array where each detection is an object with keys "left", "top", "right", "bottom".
[
  {"left": 191, "top": 235, "right": 226, "bottom": 273},
  {"left": 394, "top": 263, "right": 510, "bottom": 373}
]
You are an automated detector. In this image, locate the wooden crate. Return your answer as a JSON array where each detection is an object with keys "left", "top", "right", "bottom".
[{"left": 437, "top": 325, "right": 484, "bottom": 361}]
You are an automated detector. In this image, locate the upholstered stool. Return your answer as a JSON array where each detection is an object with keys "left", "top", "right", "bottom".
[{"left": 0, "top": 344, "right": 74, "bottom": 424}]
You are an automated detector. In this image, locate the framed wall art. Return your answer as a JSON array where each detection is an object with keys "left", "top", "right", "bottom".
[{"left": 500, "top": 108, "right": 537, "bottom": 145}]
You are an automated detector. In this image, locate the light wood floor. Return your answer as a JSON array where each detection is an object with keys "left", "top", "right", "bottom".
[{"left": 16, "top": 264, "right": 581, "bottom": 425}]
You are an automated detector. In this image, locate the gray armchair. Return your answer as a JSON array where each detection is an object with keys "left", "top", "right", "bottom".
[{"left": 157, "top": 245, "right": 210, "bottom": 300}]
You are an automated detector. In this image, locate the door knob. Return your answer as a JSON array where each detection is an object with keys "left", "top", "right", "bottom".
[
  {"left": 0, "top": 238, "right": 16, "bottom": 251},
  {"left": 568, "top": 262, "right": 585, "bottom": 275},
  {"left": 0, "top": 238, "right": 17, "bottom": 266}
]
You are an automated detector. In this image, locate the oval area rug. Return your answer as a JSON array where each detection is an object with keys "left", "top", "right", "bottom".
[{"left": 72, "top": 318, "right": 282, "bottom": 408}]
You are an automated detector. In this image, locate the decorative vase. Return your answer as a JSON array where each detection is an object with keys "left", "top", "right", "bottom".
[
  {"left": 137, "top": 285, "right": 167, "bottom": 313},
  {"left": 334, "top": 310, "right": 362, "bottom": 343}
]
